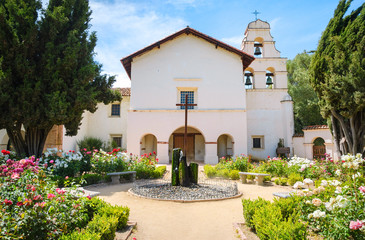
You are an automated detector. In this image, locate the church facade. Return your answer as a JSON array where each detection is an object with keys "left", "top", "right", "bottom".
[{"left": 0, "top": 19, "right": 305, "bottom": 163}]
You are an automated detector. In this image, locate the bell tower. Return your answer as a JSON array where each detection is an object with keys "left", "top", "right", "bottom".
[{"left": 241, "top": 19, "right": 294, "bottom": 160}]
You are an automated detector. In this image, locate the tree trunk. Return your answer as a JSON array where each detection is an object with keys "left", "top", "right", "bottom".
[
  {"left": 331, "top": 114, "right": 342, "bottom": 158},
  {"left": 6, "top": 124, "right": 52, "bottom": 158}
]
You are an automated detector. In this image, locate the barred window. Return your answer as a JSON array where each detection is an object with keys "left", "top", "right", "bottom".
[
  {"left": 111, "top": 104, "right": 120, "bottom": 116},
  {"left": 180, "top": 91, "right": 194, "bottom": 109}
]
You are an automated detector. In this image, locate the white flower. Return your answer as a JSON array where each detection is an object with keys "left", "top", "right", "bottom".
[
  {"left": 312, "top": 198, "right": 322, "bottom": 207},
  {"left": 308, "top": 213, "right": 313, "bottom": 219},
  {"left": 306, "top": 191, "right": 313, "bottom": 197},
  {"left": 335, "top": 187, "right": 342, "bottom": 194},
  {"left": 335, "top": 169, "right": 341, "bottom": 176},
  {"left": 303, "top": 178, "right": 314, "bottom": 185},
  {"left": 320, "top": 180, "right": 328, "bottom": 187},
  {"left": 329, "top": 180, "right": 341, "bottom": 187},
  {"left": 312, "top": 210, "right": 326, "bottom": 218},
  {"left": 293, "top": 181, "right": 305, "bottom": 189},
  {"left": 352, "top": 172, "right": 361, "bottom": 180},
  {"left": 306, "top": 200, "right": 311, "bottom": 204}
]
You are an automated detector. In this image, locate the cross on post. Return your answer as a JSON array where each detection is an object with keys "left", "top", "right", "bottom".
[
  {"left": 252, "top": 10, "right": 260, "bottom": 20},
  {"left": 176, "top": 94, "right": 197, "bottom": 157}
]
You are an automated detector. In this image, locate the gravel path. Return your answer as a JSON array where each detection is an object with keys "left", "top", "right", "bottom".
[{"left": 84, "top": 166, "right": 291, "bottom": 240}]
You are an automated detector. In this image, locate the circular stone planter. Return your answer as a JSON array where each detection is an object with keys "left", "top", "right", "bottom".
[{"left": 129, "top": 179, "right": 242, "bottom": 202}]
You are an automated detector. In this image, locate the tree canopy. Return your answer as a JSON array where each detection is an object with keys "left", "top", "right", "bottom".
[
  {"left": 310, "top": 0, "right": 365, "bottom": 155},
  {"left": 0, "top": 0, "right": 121, "bottom": 157},
  {"left": 287, "top": 51, "right": 326, "bottom": 133}
]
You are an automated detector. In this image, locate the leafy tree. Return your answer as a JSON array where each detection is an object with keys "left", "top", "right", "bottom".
[
  {"left": 0, "top": 0, "right": 121, "bottom": 157},
  {"left": 310, "top": 0, "right": 365, "bottom": 155},
  {"left": 287, "top": 51, "right": 326, "bottom": 133}
]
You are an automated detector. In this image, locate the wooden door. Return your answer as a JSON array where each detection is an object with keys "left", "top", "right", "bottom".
[
  {"left": 313, "top": 146, "right": 326, "bottom": 159},
  {"left": 173, "top": 134, "right": 195, "bottom": 161}
]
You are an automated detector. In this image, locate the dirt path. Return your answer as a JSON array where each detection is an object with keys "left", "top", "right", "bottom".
[{"left": 85, "top": 169, "right": 291, "bottom": 240}]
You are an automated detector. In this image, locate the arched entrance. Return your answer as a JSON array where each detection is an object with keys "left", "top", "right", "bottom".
[
  {"left": 168, "top": 126, "right": 205, "bottom": 162},
  {"left": 140, "top": 134, "right": 157, "bottom": 155},
  {"left": 313, "top": 137, "right": 325, "bottom": 159},
  {"left": 217, "top": 134, "right": 234, "bottom": 159}
]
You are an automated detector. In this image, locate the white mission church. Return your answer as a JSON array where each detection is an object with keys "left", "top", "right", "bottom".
[{"left": 0, "top": 19, "right": 340, "bottom": 163}]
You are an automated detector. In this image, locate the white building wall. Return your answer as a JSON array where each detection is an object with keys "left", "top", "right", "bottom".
[{"left": 127, "top": 34, "right": 248, "bottom": 164}]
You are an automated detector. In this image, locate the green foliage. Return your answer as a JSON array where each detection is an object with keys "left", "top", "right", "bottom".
[
  {"left": 287, "top": 51, "right": 326, "bottom": 133},
  {"left": 216, "top": 169, "right": 230, "bottom": 178},
  {"left": 87, "top": 214, "right": 118, "bottom": 240},
  {"left": 273, "top": 196, "right": 302, "bottom": 220},
  {"left": 91, "top": 150, "right": 128, "bottom": 175},
  {"left": 288, "top": 173, "right": 303, "bottom": 186},
  {"left": 152, "top": 166, "right": 166, "bottom": 178},
  {"left": 310, "top": 0, "right": 365, "bottom": 155},
  {"left": 275, "top": 177, "right": 288, "bottom": 186},
  {"left": 242, "top": 198, "right": 271, "bottom": 230},
  {"left": 229, "top": 170, "right": 240, "bottom": 180},
  {"left": 260, "top": 158, "right": 289, "bottom": 177},
  {"left": 59, "top": 230, "right": 101, "bottom": 240},
  {"left": 77, "top": 137, "right": 105, "bottom": 151},
  {"left": 99, "top": 205, "right": 130, "bottom": 230},
  {"left": 0, "top": 0, "right": 121, "bottom": 157},
  {"left": 252, "top": 205, "right": 307, "bottom": 240},
  {"left": 204, "top": 164, "right": 217, "bottom": 178}
]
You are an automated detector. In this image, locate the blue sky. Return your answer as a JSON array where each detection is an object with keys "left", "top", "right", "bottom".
[{"left": 87, "top": 0, "right": 364, "bottom": 87}]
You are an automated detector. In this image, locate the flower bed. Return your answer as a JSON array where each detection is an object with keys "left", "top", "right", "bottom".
[
  {"left": 0, "top": 156, "right": 130, "bottom": 240},
  {"left": 242, "top": 154, "right": 365, "bottom": 239}
]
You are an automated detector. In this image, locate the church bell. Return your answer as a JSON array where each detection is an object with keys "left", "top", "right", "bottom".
[
  {"left": 245, "top": 75, "right": 252, "bottom": 85},
  {"left": 254, "top": 46, "right": 262, "bottom": 56},
  {"left": 266, "top": 75, "right": 273, "bottom": 85}
]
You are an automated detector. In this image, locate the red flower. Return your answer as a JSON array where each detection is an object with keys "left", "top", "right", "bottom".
[
  {"left": 149, "top": 153, "right": 152, "bottom": 156},
  {"left": 86, "top": 195, "right": 91, "bottom": 200},
  {"left": 153, "top": 151, "right": 156, "bottom": 155},
  {"left": 65, "top": 176, "right": 69, "bottom": 180},
  {"left": 4, "top": 199, "right": 13, "bottom": 205},
  {"left": 16, "top": 201, "right": 23, "bottom": 206}
]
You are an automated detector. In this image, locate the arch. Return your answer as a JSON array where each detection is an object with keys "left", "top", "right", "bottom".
[
  {"left": 244, "top": 68, "right": 254, "bottom": 89},
  {"left": 266, "top": 67, "right": 275, "bottom": 89},
  {"left": 312, "top": 137, "right": 325, "bottom": 159},
  {"left": 217, "top": 134, "right": 234, "bottom": 159},
  {"left": 253, "top": 37, "right": 263, "bottom": 58},
  {"left": 140, "top": 134, "right": 157, "bottom": 156},
  {"left": 168, "top": 126, "right": 205, "bottom": 163}
]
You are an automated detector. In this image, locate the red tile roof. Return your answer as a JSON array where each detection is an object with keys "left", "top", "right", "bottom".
[
  {"left": 120, "top": 27, "right": 255, "bottom": 79},
  {"left": 303, "top": 125, "right": 329, "bottom": 131},
  {"left": 113, "top": 88, "right": 131, "bottom": 96},
  {"left": 293, "top": 133, "right": 304, "bottom": 137}
]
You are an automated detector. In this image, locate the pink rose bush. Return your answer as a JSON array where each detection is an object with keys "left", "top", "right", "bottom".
[{"left": 0, "top": 157, "right": 92, "bottom": 239}]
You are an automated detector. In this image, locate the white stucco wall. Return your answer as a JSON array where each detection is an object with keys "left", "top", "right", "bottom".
[
  {"left": 127, "top": 34, "right": 248, "bottom": 164},
  {"left": 63, "top": 96, "right": 130, "bottom": 151}
]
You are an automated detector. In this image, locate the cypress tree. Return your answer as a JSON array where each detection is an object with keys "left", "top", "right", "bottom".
[
  {"left": 310, "top": 0, "right": 365, "bottom": 156},
  {"left": 0, "top": 0, "right": 120, "bottom": 157}
]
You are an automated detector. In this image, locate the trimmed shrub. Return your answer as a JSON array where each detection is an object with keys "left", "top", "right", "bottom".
[
  {"left": 216, "top": 169, "right": 230, "bottom": 178},
  {"left": 152, "top": 165, "right": 166, "bottom": 178},
  {"left": 280, "top": 177, "right": 288, "bottom": 186},
  {"left": 252, "top": 204, "right": 307, "bottom": 240},
  {"left": 82, "top": 173, "right": 103, "bottom": 185},
  {"left": 242, "top": 198, "right": 270, "bottom": 230},
  {"left": 60, "top": 230, "right": 101, "bottom": 240},
  {"left": 204, "top": 164, "right": 216, "bottom": 178},
  {"left": 288, "top": 173, "right": 303, "bottom": 186},
  {"left": 87, "top": 214, "right": 118, "bottom": 240},
  {"left": 99, "top": 205, "right": 130, "bottom": 230},
  {"left": 229, "top": 170, "right": 240, "bottom": 180}
]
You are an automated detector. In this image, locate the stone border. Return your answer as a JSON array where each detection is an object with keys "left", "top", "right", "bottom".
[
  {"left": 127, "top": 188, "right": 242, "bottom": 203},
  {"left": 123, "top": 221, "right": 137, "bottom": 240},
  {"left": 233, "top": 222, "right": 248, "bottom": 240}
]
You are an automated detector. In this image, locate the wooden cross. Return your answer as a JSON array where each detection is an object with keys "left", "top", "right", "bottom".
[{"left": 176, "top": 94, "right": 197, "bottom": 156}]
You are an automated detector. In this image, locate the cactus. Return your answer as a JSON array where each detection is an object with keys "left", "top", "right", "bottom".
[
  {"left": 189, "top": 162, "right": 199, "bottom": 184},
  {"left": 171, "top": 148, "right": 181, "bottom": 186}
]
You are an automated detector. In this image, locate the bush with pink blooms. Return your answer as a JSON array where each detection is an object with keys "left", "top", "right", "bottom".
[{"left": 0, "top": 157, "right": 93, "bottom": 239}]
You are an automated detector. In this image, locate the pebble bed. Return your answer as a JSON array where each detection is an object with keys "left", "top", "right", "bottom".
[{"left": 130, "top": 180, "right": 239, "bottom": 201}]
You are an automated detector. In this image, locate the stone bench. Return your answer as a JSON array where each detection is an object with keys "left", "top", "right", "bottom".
[
  {"left": 107, "top": 171, "right": 137, "bottom": 184},
  {"left": 239, "top": 172, "right": 270, "bottom": 186}
]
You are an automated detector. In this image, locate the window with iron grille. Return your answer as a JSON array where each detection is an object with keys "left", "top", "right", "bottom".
[
  {"left": 180, "top": 91, "right": 195, "bottom": 109},
  {"left": 112, "top": 136, "right": 122, "bottom": 148},
  {"left": 111, "top": 104, "right": 120, "bottom": 116}
]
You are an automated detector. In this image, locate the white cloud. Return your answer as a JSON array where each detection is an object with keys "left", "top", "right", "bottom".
[
  {"left": 220, "top": 36, "right": 243, "bottom": 49},
  {"left": 90, "top": 0, "right": 188, "bottom": 87},
  {"left": 269, "top": 17, "right": 281, "bottom": 30}
]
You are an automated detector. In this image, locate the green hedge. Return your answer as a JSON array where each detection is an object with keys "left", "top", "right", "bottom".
[
  {"left": 242, "top": 197, "right": 307, "bottom": 239},
  {"left": 87, "top": 214, "right": 118, "bottom": 240},
  {"left": 59, "top": 230, "right": 101, "bottom": 240}
]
